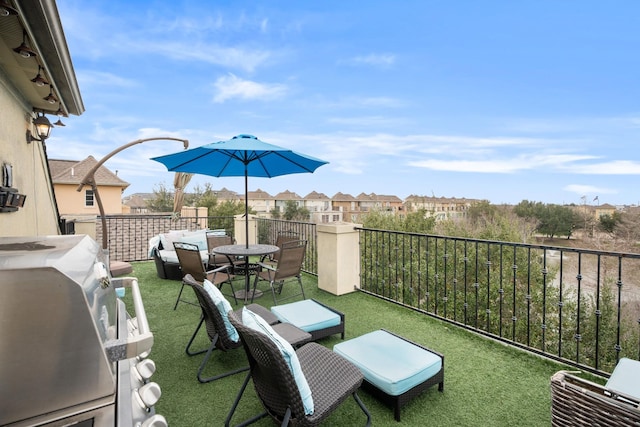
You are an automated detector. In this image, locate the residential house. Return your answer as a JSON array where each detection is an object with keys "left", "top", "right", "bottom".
[
  {"left": 594, "top": 203, "right": 617, "bottom": 220},
  {"left": 122, "top": 193, "right": 152, "bottom": 214},
  {"left": 273, "top": 190, "right": 303, "bottom": 214},
  {"left": 356, "top": 192, "right": 404, "bottom": 214},
  {"left": 212, "top": 187, "right": 240, "bottom": 203},
  {"left": 49, "top": 156, "right": 129, "bottom": 216},
  {"left": 244, "top": 188, "right": 273, "bottom": 216},
  {"left": 404, "top": 195, "right": 479, "bottom": 220},
  {"left": 331, "top": 192, "right": 359, "bottom": 222},
  {"left": 303, "top": 191, "right": 342, "bottom": 223},
  {"left": 0, "top": 1, "right": 84, "bottom": 237}
]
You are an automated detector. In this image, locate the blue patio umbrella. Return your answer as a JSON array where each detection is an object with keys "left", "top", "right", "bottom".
[{"left": 151, "top": 134, "right": 328, "bottom": 248}]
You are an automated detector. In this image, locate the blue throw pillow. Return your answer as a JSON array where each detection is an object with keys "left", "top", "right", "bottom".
[
  {"left": 242, "top": 307, "right": 314, "bottom": 415},
  {"left": 203, "top": 279, "right": 239, "bottom": 343}
]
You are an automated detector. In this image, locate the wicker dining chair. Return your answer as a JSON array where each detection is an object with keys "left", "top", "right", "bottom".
[
  {"left": 174, "top": 241, "right": 237, "bottom": 308},
  {"left": 252, "top": 240, "right": 307, "bottom": 305},
  {"left": 226, "top": 310, "right": 371, "bottom": 427},
  {"left": 181, "top": 274, "right": 310, "bottom": 384}
]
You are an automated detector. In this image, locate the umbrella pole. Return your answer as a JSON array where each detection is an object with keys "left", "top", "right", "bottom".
[{"left": 244, "top": 169, "right": 249, "bottom": 249}]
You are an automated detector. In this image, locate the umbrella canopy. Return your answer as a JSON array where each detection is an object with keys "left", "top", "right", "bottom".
[{"left": 151, "top": 134, "right": 328, "bottom": 247}]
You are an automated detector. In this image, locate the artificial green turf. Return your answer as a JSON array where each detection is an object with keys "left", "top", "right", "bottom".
[{"left": 125, "top": 261, "right": 580, "bottom": 426}]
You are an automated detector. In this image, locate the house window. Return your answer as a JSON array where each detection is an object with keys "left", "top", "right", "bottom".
[{"left": 85, "top": 189, "right": 94, "bottom": 207}]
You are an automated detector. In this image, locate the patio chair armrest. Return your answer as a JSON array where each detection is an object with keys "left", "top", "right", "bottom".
[
  {"left": 206, "top": 264, "right": 232, "bottom": 275},
  {"left": 256, "top": 262, "right": 276, "bottom": 272}
]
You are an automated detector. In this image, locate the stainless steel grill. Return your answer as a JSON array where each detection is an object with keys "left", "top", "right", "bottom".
[{"left": 0, "top": 235, "right": 165, "bottom": 427}]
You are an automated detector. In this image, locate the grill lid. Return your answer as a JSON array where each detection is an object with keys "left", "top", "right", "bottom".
[{"left": 0, "top": 235, "right": 118, "bottom": 426}]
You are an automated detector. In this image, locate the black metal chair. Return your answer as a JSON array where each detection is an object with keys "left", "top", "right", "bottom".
[{"left": 226, "top": 310, "right": 371, "bottom": 427}]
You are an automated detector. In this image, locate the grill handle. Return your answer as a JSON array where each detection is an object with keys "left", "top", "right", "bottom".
[{"left": 106, "top": 277, "right": 154, "bottom": 361}]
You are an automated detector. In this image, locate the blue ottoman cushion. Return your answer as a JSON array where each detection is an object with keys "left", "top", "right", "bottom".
[
  {"left": 271, "top": 299, "right": 341, "bottom": 333},
  {"left": 606, "top": 357, "right": 640, "bottom": 400},
  {"left": 333, "top": 330, "right": 442, "bottom": 396}
]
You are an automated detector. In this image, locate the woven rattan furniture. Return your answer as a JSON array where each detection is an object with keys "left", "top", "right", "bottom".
[
  {"left": 226, "top": 310, "right": 371, "bottom": 427},
  {"left": 551, "top": 370, "right": 640, "bottom": 426},
  {"left": 174, "top": 241, "right": 237, "bottom": 308},
  {"left": 270, "top": 298, "right": 346, "bottom": 341},
  {"left": 334, "top": 329, "right": 444, "bottom": 422},
  {"left": 182, "top": 275, "right": 311, "bottom": 384}
]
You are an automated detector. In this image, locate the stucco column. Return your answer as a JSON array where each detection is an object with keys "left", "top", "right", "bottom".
[
  {"left": 234, "top": 214, "right": 257, "bottom": 245},
  {"left": 317, "top": 222, "right": 362, "bottom": 295}
]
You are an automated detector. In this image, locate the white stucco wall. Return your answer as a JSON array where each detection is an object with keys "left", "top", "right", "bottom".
[{"left": 0, "top": 77, "right": 60, "bottom": 236}]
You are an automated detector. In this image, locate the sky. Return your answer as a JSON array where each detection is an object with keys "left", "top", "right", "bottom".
[{"left": 46, "top": 0, "right": 640, "bottom": 206}]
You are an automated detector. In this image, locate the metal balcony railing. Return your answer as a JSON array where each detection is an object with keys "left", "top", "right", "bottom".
[
  {"left": 99, "top": 214, "right": 235, "bottom": 261},
  {"left": 256, "top": 218, "right": 318, "bottom": 275},
  {"left": 98, "top": 214, "right": 639, "bottom": 376},
  {"left": 357, "top": 227, "right": 640, "bottom": 376}
]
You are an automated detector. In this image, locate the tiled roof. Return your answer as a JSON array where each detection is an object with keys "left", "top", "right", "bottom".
[
  {"left": 49, "top": 156, "right": 129, "bottom": 188},
  {"left": 274, "top": 190, "right": 301, "bottom": 200},
  {"left": 331, "top": 192, "right": 356, "bottom": 201},
  {"left": 304, "top": 191, "right": 330, "bottom": 199},
  {"left": 245, "top": 189, "right": 273, "bottom": 200}
]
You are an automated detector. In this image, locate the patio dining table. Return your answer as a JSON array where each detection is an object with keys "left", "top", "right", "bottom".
[{"left": 212, "top": 244, "right": 279, "bottom": 304}]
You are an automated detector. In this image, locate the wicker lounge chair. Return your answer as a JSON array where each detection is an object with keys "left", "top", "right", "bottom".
[
  {"left": 174, "top": 241, "right": 237, "bottom": 308},
  {"left": 253, "top": 240, "right": 307, "bottom": 305},
  {"left": 181, "top": 274, "right": 311, "bottom": 384},
  {"left": 551, "top": 370, "right": 640, "bottom": 426},
  {"left": 226, "top": 310, "right": 371, "bottom": 426}
]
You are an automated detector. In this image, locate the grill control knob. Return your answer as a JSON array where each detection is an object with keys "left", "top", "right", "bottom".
[
  {"left": 135, "top": 382, "right": 161, "bottom": 409},
  {"left": 139, "top": 414, "right": 168, "bottom": 427},
  {"left": 135, "top": 358, "right": 156, "bottom": 381}
]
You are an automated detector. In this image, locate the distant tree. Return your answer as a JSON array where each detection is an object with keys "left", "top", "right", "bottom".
[
  {"left": 436, "top": 204, "right": 536, "bottom": 243},
  {"left": 598, "top": 212, "right": 621, "bottom": 234},
  {"left": 209, "top": 199, "right": 252, "bottom": 217},
  {"left": 282, "top": 200, "right": 310, "bottom": 221},
  {"left": 270, "top": 207, "right": 281, "bottom": 219},
  {"left": 362, "top": 208, "right": 435, "bottom": 233},
  {"left": 536, "top": 204, "right": 579, "bottom": 239},
  {"left": 513, "top": 200, "right": 541, "bottom": 220},
  {"left": 467, "top": 200, "right": 498, "bottom": 224},
  {"left": 614, "top": 210, "right": 640, "bottom": 243},
  {"left": 513, "top": 200, "right": 578, "bottom": 239},
  {"left": 146, "top": 183, "right": 173, "bottom": 212},
  {"left": 188, "top": 183, "right": 218, "bottom": 211}
]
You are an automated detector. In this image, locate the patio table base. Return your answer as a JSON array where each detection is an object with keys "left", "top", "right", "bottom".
[{"left": 233, "top": 289, "right": 263, "bottom": 301}]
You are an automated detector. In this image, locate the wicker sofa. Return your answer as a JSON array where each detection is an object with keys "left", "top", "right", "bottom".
[
  {"left": 149, "top": 229, "right": 210, "bottom": 280},
  {"left": 551, "top": 370, "right": 640, "bottom": 426}
]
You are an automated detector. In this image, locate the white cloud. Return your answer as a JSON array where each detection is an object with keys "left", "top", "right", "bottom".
[
  {"left": 561, "top": 160, "right": 640, "bottom": 175},
  {"left": 349, "top": 53, "right": 396, "bottom": 67},
  {"left": 213, "top": 74, "right": 288, "bottom": 102},
  {"left": 409, "top": 158, "right": 525, "bottom": 173},
  {"left": 146, "top": 42, "right": 272, "bottom": 72},
  {"left": 77, "top": 71, "right": 138, "bottom": 88},
  {"left": 408, "top": 153, "right": 597, "bottom": 173},
  {"left": 564, "top": 184, "right": 618, "bottom": 196}
]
